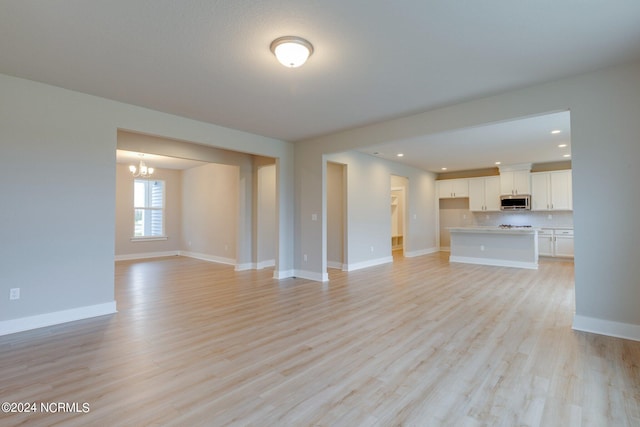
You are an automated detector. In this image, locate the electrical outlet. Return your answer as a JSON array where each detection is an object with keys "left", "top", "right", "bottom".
[
  {"left": 303, "top": 254, "right": 308, "bottom": 262},
  {"left": 370, "top": 246, "right": 374, "bottom": 252},
  {"left": 9, "top": 288, "right": 20, "bottom": 300}
]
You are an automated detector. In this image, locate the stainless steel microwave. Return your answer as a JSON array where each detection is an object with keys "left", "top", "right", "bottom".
[{"left": 500, "top": 194, "right": 531, "bottom": 210}]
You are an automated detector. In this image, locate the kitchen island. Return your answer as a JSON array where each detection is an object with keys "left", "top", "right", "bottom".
[{"left": 448, "top": 226, "right": 540, "bottom": 269}]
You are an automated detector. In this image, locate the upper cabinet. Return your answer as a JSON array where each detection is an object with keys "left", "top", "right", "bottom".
[
  {"left": 468, "top": 176, "right": 501, "bottom": 211},
  {"left": 500, "top": 170, "right": 531, "bottom": 195},
  {"left": 438, "top": 178, "right": 469, "bottom": 199},
  {"left": 531, "top": 170, "right": 572, "bottom": 211}
]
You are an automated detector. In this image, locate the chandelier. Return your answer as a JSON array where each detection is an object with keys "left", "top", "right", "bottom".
[{"left": 129, "top": 159, "right": 154, "bottom": 178}]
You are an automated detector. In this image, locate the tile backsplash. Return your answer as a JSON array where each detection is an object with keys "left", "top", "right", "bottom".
[{"left": 438, "top": 198, "right": 573, "bottom": 248}]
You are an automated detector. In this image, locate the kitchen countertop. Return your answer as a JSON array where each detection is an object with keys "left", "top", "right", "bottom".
[{"left": 448, "top": 226, "right": 541, "bottom": 234}]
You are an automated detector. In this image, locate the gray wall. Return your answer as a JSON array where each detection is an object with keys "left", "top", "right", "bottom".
[
  {"left": 182, "top": 163, "right": 239, "bottom": 264},
  {"left": 297, "top": 60, "right": 640, "bottom": 339}
]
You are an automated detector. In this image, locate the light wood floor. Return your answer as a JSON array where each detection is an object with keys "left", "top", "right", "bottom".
[{"left": 1, "top": 253, "right": 639, "bottom": 426}]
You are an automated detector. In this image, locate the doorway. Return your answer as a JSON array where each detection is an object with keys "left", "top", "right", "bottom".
[
  {"left": 391, "top": 175, "right": 408, "bottom": 258},
  {"left": 327, "top": 161, "right": 347, "bottom": 270}
]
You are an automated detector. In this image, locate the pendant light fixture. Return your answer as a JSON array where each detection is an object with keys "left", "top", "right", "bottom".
[
  {"left": 270, "top": 36, "right": 314, "bottom": 68},
  {"left": 129, "top": 157, "right": 154, "bottom": 178}
]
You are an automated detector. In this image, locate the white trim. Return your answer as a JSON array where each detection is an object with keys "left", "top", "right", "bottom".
[
  {"left": 115, "top": 251, "right": 179, "bottom": 261},
  {"left": 234, "top": 263, "right": 253, "bottom": 271},
  {"left": 573, "top": 315, "right": 640, "bottom": 342},
  {"left": 257, "top": 259, "right": 276, "bottom": 269},
  {"left": 345, "top": 256, "right": 393, "bottom": 272},
  {"left": 498, "top": 163, "right": 532, "bottom": 172},
  {"left": 449, "top": 255, "right": 538, "bottom": 270},
  {"left": 293, "top": 269, "right": 329, "bottom": 282},
  {"left": 130, "top": 236, "right": 168, "bottom": 242},
  {"left": 0, "top": 301, "right": 117, "bottom": 336},
  {"left": 180, "top": 251, "right": 235, "bottom": 266},
  {"left": 273, "top": 269, "right": 295, "bottom": 279},
  {"left": 404, "top": 247, "right": 439, "bottom": 258},
  {"left": 327, "top": 260, "right": 344, "bottom": 270},
  {"left": 116, "top": 252, "right": 274, "bottom": 272}
]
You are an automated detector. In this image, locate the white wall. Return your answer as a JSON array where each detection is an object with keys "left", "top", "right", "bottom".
[
  {"left": 298, "top": 60, "right": 640, "bottom": 341},
  {"left": 115, "top": 165, "right": 182, "bottom": 258},
  {"left": 0, "top": 73, "right": 293, "bottom": 335},
  {"left": 182, "top": 163, "right": 239, "bottom": 264}
]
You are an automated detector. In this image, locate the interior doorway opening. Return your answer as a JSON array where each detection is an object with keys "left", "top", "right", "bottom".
[
  {"left": 327, "top": 161, "right": 347, "bottom": 270},
  {"left": 391, "top": 175, "right": 408, "bottom": 259},
  {"left": 115, "top": 130, "right": 278, "bottom": 273}
]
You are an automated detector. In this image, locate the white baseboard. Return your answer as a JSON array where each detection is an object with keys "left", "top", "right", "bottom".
[
  {"left": 257, "top": 259, "right": 276, "bottom": 269},
  {"left": 449, "top": 255, "right": 538, "bottom": 270},
  {"left": 115, "top": 251, "right": 179, "bottom": 261},
  {"left": 327, "top": 261, "right": 344, "bottom": 270},
  {"left": 404, "top": 247, "right": 439, "bottom": 258},
  {"left": 180, "top": 251, "right": 236, "bottom": 266},
  {"left": 273, "top": 269, "right": 295, "bottom": 279},
  {"left": 0, "top": 301, "right": 117, "bottom": 337},
  {"left": 573, "top": 314, "right": 640, "bottom": 342},
  {"left": 234, "top": 263, "right": 253, "bottom": 271},
  {"left": 293, "top": 269, "right": 329, "bottom": 282},
  {"left": 345, "top": 256, "right": 393, "bottom": 272},
  {"left": 116, "top": 251, "right": 274, "bottom": 272}
]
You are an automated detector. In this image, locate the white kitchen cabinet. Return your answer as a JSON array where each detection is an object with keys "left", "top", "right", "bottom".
[
  {"left": 537, "top": 229, "right": 554, "bottom": 257},
  {"left": 468, "top": 176, "right": 501, "bottom": 211},
  {"left": 550, "top": 171, "right": 572, "bottom": 210},
  {"left": 500, "top": 170, "right": 531, "bottom": 195},
  {"left": 438, "top": 178, "right": 469, "bottom": 198},
  {"left": 538, "top": 228, "right": 574, "bottom": 258},
  {"left": 531, "top": 170, "right": 572, "bottom": 211},
  {"left": 554, "top": 229, "right": 574, "bottom": 258}
]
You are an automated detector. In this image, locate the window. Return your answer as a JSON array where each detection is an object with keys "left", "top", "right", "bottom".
[{"left": 133, "top": 179, "right": 165, "bottom": 239}]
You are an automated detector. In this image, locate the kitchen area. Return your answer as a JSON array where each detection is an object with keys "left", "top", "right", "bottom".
[{"left": 438, "top": 162, "right": 574, "bottom": 269}]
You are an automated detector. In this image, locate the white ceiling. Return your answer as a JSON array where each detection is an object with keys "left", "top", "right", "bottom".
[
  {"left": 2, "top": 1, "right": 640, "bottom": 171},
  {"left": 360, "top": 110, "right": 572, "bottom": 173}
]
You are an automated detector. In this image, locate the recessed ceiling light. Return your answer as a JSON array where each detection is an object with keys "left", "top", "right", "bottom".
[
  {"left": 551, "top": 130, "right": 562, "bottom": 134},
  {"left": 495, "top": 161, "right": 501, "bottom": 165},
  {"left": 563, "top": 154, "right": 571, "bottom": 158},
  {"left": 441, "top": 167, "right": 447, "bottom": 171},
  {"left": 397, "top": 153, "right": 404, "bottom": 157},
  {"left": 558, "top": 144, "right": 567, "bottom": 148}
]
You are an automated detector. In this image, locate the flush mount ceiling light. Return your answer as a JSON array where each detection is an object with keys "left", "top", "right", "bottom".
[{"left": 270, "top": 36, "right": 314, "bottom": 68}]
